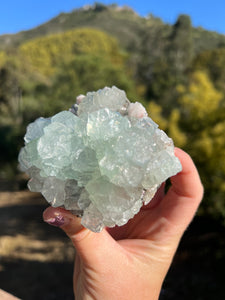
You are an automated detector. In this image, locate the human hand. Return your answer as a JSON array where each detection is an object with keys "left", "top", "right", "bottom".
[{"left": 43, "top": 148, "right": 203, "bottom": 300}]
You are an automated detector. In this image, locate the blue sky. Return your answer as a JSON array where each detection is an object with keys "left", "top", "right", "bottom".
[{"left": 0, "top": 0, "right": 225, "bottom": 35}]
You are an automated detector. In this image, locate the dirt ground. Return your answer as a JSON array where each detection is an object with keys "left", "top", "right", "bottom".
[
  {"left": 0, "top": 190, "right": 75, "bottom": 300},
  {"left": 0, "top": 189, "right": 225, "bottom": 300}
]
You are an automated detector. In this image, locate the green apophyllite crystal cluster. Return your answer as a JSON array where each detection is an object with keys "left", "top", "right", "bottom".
[{"left": 18, "top": 86, "right": 182, "bottom": 232}]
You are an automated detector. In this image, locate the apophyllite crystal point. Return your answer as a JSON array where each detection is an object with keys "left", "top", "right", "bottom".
[{"left": 18, "top": 86, "right": 182, "bottom": 232}]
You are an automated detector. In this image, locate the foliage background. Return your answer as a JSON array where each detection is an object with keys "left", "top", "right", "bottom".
[{"left": 0, "top": 3, "right": 225, "bottom": 299}]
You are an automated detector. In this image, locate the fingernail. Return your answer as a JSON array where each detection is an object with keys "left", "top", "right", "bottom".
[{"left": 45, "top": 215, "right": 65, "bottom": 227}]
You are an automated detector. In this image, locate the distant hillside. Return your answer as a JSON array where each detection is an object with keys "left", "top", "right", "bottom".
[
  {"left": 0, "top": 4, "right": 150, "bottom": 52},
  {"left": 1, "top": 3, "right": 225, "bottom": 54}
]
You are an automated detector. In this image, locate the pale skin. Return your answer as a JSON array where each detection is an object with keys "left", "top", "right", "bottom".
[{"left": 43, "top": 148, "right": 204, "bottom": 300}]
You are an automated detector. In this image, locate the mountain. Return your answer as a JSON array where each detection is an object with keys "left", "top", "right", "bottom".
[
  {"left": 0, "top": 4, "right": 151, "bottom": 52},
  {"left": 1, "top": 3, "right": 225, "bottom": 54}
]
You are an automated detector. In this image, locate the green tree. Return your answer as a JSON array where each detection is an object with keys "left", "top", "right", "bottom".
[
  {"left": 147, "top": 101, "right": 187, "bottom": 148},
  {"left": 137, "top": 22, "right": 172, "bottom": 103},
  {"left": 0, "top": 53, "right": 49, "bottom": 125},
  {"left": 177, "top": 71, "right": 225, "bottom": 221},
  {"left": 0, "top": 51, "right": 6, "bottom": 66},
  {"left": 0, "top": 57, "right": 24, "bottom": 126},
  {"left": 147, "top": 101, "right": 168, "bottom": 130},
  {"left": 48, "top": 54, "right": 136, "bottom": 114},
  {"left": 139, "top": 15, "right": 193, "bottom": 110},
  {"left": 193, "top": 48, "right": 225, "bottom": 93},
  {"left": 167, "top": 14, "right": 193, "bottom": 77},
  {"left": 138, "top": 23, "right": 167, "bottom": 84},
  {"left": 19, "top": 28, "right": 126, "bottom": 77}
]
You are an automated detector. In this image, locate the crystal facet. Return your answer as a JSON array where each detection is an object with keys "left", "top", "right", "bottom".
[{"left": 18, "top": 86, "right": 182, "bottom": 232}]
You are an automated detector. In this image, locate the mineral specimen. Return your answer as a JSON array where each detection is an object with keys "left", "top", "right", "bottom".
[{"left": 18, "top": 86, "right": 182, "bottom": 232}]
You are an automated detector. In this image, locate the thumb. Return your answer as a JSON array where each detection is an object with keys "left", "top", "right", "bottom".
[
  {"left": 159, "top": 148, "right": 204, "bottom": 234},
  {"left": 43, "top": 206, "right": 120, "bottom": 265}
]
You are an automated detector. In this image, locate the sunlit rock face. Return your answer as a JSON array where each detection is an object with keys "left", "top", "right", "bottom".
[{"left": 18, "top": 86, "right": 182, "bottom": 232}]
